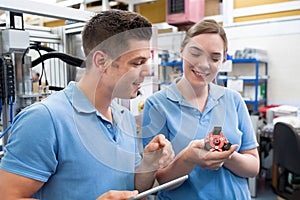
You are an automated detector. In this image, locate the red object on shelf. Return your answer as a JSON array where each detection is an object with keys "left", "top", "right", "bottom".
[
  {"left": 259, "top": 104, "right": 280, "bottom": 118},
  {"left": 166, "top": 0, "right": 205, "bottom": 25}
]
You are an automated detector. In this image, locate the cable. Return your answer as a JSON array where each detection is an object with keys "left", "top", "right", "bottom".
[
  {"left": 31, "top": 52, "right": 84, "bottom": 68},
  {"left": 33, "top": 44, "right": 56, "bottom": 53},
  {"left": 48, "top": 86, "right": 64, "bottom": 91},
  {"left": 0, "top": 124, "right": 12, "bottom": 139},
  {"left": 21, "top": 43, "right": 56, "bottom": 65},
  {"left": 9, "top": 96, "right": 13, "bottom": 123},
  {"left": 0, "top": 99, "right": 2, "bottom": 121},
  {"left": 21, "top": 44, "right": 84, "bottom": 93},
  {"left": 36, "top": 48, "right": 49, "bottom": 87},
  {"left": 0, "top": 96, "right": 15, "bottom": 140},
  {"left": 21, "top": 43, "right": 57, "bottom": 88}
]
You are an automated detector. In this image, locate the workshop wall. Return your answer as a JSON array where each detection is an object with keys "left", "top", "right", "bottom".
[
  {"left": 157, "top": 18, "right": 300, "bottom": 107},
  {"left": 227, "top": 21, "right": 300, "bottom": 106}
]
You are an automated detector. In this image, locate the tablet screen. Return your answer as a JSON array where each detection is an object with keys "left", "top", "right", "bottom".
[{"left": 129, "top": 175, "right": 189, "bottom": 200}]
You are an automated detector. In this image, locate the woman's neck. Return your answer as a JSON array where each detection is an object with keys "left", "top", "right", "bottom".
[{"left": 177, "top": 78, "right": 209, "bottom": 112}]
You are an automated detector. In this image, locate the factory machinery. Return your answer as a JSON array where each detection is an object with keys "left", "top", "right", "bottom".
[
  {"left": 0, "top": 0, "right": 159, "bottom": 158},
  {"left": 0, "top": 11, "right": 86, "bottom": 156}
]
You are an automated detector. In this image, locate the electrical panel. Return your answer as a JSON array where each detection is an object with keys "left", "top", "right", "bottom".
[{"left": 166, "top": 0, "right": 205, "bottom": 25}]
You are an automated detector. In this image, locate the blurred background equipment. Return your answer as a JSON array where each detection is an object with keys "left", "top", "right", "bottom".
[{"left": 0, "top": 9, "right": 88, "bottom": 152}]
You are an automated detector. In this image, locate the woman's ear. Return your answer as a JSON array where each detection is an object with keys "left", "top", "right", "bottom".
[
  {"left": 180, "top": 49, "right": 183, "bottom": 61},
  {"left": 93, "top": 51, "right": 109, "bottom": 72}
]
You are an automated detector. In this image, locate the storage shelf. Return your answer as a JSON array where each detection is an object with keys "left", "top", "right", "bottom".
[
  {"left": 218, "top": 58, "right": 268, "bottom": 112},
  {"left": 160, "top": 61, "right": 183, "bottom": 67},
  {"left": 244, "top": 99, "right": 266, "bottom": 105},
  {"left": 232, "top": 58, "right": 267, "bottom": 64},
  {"left": 159, "top": 61, "right": 183, "bottom": 85},
  {"left": 218, "top": 78, "right": 267, "bottom": 83}
]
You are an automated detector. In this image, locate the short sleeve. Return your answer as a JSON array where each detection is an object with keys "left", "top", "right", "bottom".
[{"left": 0, "top": 103, "right": 58, "bottom": 182}]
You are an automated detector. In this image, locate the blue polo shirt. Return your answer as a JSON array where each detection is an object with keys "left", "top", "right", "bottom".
[
  {"left": 1, "top": 82, "right": 141, "bottom": 199},
  {"left": 142, "top": 79, "right": 258, "bottom": 200}
]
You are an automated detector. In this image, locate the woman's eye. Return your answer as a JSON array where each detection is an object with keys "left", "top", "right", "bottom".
[
  {"left": 189, "top": 50, "right": 201, "bottom": 57},
  {"left": 188, "top": 47, "right": 203, "bottom": 57},
  {"left": 191, "top": 53, "right": 200, "bottom": 57}
]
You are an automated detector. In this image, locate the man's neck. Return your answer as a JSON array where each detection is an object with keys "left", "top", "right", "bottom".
[{"left": 77, "top": 76, "right": 113, "bottom": 122}]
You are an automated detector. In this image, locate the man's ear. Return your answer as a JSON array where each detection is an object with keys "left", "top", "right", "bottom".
[{"left": 93, "top": 51, "right": 109, "bottom": 72}]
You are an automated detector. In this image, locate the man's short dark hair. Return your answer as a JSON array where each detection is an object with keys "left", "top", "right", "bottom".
[{"left": 82, "top": 9, "right": 152, "bottom": 58}]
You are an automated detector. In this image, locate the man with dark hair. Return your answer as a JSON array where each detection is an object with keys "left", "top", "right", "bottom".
[{"left": 0, "top": 9, "right": 174, "bottom": 200}]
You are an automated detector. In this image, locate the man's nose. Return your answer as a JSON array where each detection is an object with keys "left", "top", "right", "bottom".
[{"left": 140, "top": 64, "right": 152, "bottom": 77}]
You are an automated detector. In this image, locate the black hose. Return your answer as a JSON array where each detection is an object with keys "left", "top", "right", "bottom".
[
  {"left": 31, "top": 52, "right": 85, "bottom": 68},
  {"left": 22, "top": 44, "right": 56, "bottom": 65}
]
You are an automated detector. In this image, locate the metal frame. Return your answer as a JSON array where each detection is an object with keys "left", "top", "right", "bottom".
[
  {"left": 1, "top": 0, "right": 299, "bottom": 30},
  {"left": 63, "top": 22, "right": 86, "bottom": 83},
  {"left": 0, "top": 0, "right": 95, "bottom": 22},
  {"left": 23, "top": 25, "right": 68, "bottom": 88}
]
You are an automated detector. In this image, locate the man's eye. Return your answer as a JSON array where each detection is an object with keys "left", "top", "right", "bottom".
[
  {"left": 132, "top": 61, "right": 146, "bottom": 67},
  {"left": 133, "top": 62, "right": 142, "bottom": 66},
  {"left": 212, "top": 58, "right": 220, "bottom": 62}
]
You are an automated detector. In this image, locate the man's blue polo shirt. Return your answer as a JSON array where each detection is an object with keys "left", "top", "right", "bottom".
[{"left": 1, "top": 82, "right": 141, "bottom": 199}]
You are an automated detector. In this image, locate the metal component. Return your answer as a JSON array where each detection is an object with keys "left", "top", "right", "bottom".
[
  {"left": 1, "top": 29, "right": 29, "bottom": 53},
  {"left": 6, "top": 11, "right": 24, "bottom": 30},
  {"left": 0, "top": 2, "right": 87, "bottom": 151},
  {"left": 26, "top": 25, "right": 62, "bottom": 44},
  {"left": 102, "top": 0, "right": 110, "bottom": 11},
  {"left": 22, "top": 55, "right": 32, "bottom": 95},
  {"left": 0, "top": 54, "right": 15, "bottom": 146},
  {"left": 64, "top": 23, "right": 85, "bottom": 83},
  {"left": 204, "top": 127, "right": 232, "bottom": 152}
]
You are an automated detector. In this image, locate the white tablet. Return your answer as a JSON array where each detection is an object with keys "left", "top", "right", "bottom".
[{"left": 129, "top": 175, "right": 189, "bottom": 200}]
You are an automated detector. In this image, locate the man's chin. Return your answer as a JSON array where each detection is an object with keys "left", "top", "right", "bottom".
[{"left": 130, "top": 94, "right": 138, "bottom": 99}]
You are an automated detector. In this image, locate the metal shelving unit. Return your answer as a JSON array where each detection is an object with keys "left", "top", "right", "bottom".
[
  {"left": 218, "top": 58, "right": 268, "bottom": 112},
  {"left": 158, "top": 61, "right": 183, "bottom": 86}
]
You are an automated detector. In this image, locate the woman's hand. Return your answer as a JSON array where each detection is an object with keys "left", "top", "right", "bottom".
[{"left": 182, "top": 139, "right": 238, "bottom": 170}]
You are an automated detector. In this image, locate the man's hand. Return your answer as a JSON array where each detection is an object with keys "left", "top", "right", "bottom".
[
  {"left": 96, "top": 190, "right": 138, "bottom": 200},
  {"left": 134, "top": 134, "right": 174, "bottom": 192},
  {"left": 142, "top": 134, "right": 175, "bottom": 171},
  {"left": 182, "top": 139, "right": 238, "bottom": 170}
]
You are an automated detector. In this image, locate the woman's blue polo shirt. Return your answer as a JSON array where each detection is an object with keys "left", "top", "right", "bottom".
[{"left": 142, "top": 79, "right": 258, "bottom": 200}]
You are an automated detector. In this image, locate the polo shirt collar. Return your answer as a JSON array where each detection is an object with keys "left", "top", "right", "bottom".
[
  {"left": 64, "top": 81, "right": 96, "bottom": 114},
  {"left": 165, "top": 78, "right": 183, "bottom": 103},
  {"left": 63, "top": 82, "right": 124, "bottom": 122},
  {"left": 166, "top": 78, "right": 225, "bottom": 104}
]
